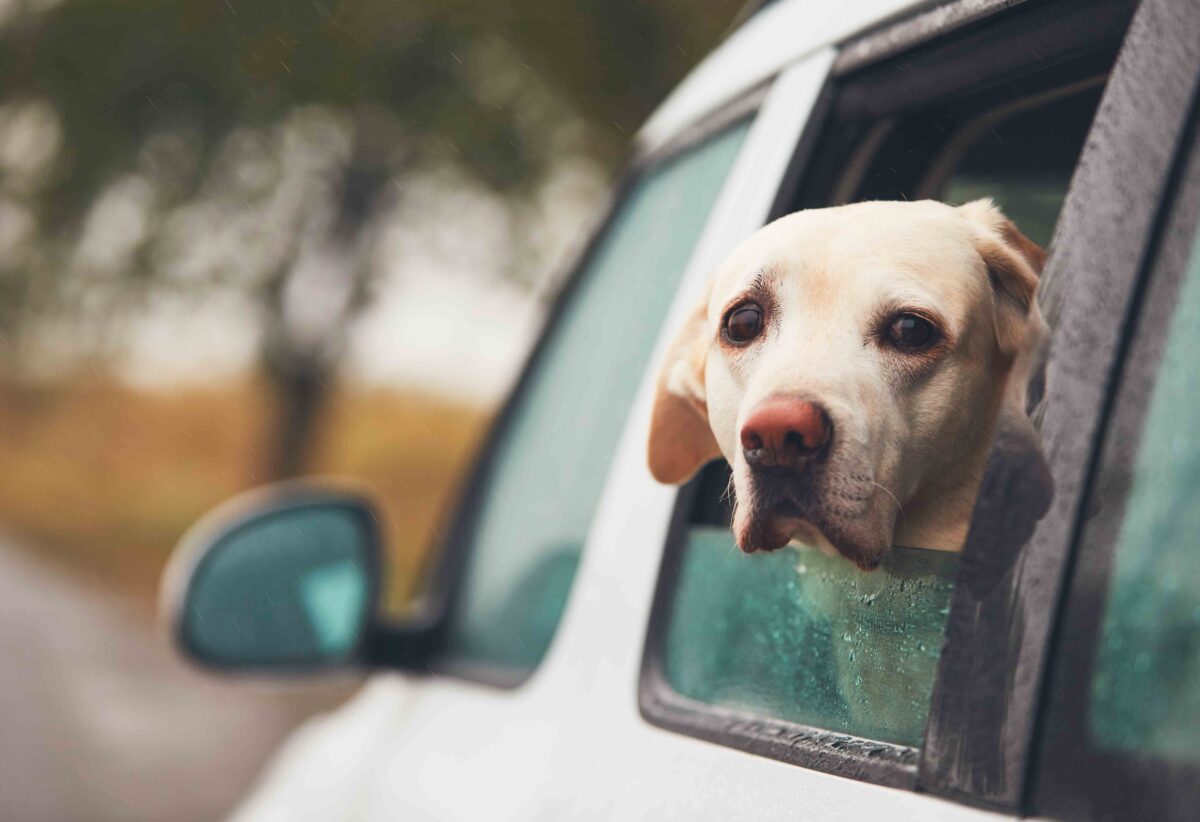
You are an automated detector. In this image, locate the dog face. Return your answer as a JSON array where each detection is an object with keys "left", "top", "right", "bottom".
[{"left": 647, "top": 199, "right": 1045, "bottom": 569}]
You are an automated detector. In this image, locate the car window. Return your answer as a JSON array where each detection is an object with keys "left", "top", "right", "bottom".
[
  {"left": 438, "top": 120, "right": 753, "bottom": 683},
  {"left": 645, "top": 5, "right": 1127, "bottom": 773},
  {"left": 1088, "top": 215, "right": 1200, "bottom": 765}
]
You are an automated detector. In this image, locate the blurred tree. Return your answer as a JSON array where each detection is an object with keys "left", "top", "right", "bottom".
[{"left": 0, "top": 0, "right": 745, "bottom": 477}]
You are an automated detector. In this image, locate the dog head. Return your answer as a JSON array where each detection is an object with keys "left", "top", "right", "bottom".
[{"left": 647, "top": 199, "right": 1045, "bottom": 569}]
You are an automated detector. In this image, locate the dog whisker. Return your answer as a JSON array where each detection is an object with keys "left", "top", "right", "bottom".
[
  {"left": 725, "top": 474, "right": 742, "bottom": 555},
  {"left": 869, "top": 480, "right": 905, "bottom": 521},
  {"left": 720, "top": 472, "right": 738, "bottom": 504}
]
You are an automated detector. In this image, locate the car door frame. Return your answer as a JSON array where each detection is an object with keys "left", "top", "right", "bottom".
[{"left": 639, "top": 0, "right": 1200, "bottom": 813}]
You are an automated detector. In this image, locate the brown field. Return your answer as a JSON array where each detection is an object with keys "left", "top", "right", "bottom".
[{"left": 0, "top": 375, "right": 487, "bottom": 617}]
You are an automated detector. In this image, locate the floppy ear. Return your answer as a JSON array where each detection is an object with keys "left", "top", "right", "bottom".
[
  {"left": 647, "top": 299, "right": 721, "bottom": 484},
  {"left": 956, "top": 200, "right": 1054, "bottom": 596},
  {"left": 959, "top": 198, "right": 1046, "bottom": 357}
]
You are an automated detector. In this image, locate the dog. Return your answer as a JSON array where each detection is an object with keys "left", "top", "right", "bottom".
[{"left": 647, "top": 199, "right": 1047, "bottom": 570}]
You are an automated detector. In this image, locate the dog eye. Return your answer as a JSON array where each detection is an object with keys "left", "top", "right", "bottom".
[
  {"left": 725, "top": 304, "right": 764, "bottom": 343},
  {"left": 887, "top": 313, "right": 939, "bottom": 350}
]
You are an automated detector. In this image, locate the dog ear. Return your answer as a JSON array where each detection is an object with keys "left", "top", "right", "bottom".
[
  {"left": 957, "top": 200, "right": 1054, "bottom": 596},
  {"left": 959, "top": 198, "right": 1046, "bottom": 357},
  {"left": 647, "top": 299, "right": 722, "bottom": 484},
  {"left": 958, "top": 324, "right": 1054, "bottom": 598}
]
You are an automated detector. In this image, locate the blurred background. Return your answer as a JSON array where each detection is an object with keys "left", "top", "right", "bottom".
[{"left": 0, "top": 1, "right": 745, "bottom": 819}]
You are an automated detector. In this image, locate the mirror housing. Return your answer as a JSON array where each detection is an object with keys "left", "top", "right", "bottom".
[{"left": 161, "top": 482, "right": 382, "bottom": 673}]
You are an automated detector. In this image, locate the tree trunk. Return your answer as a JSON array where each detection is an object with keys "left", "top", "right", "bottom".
[{"left": 265, "top": 364, "right": 329, "bottom": 480}]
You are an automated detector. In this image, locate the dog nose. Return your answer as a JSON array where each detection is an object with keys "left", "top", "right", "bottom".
[{"left": 740, "top": 397, "right": 832, "bottom": 468}]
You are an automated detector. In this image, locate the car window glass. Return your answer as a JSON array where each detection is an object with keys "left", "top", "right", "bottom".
[
  {"left": 440, "top": 121, "right": 752, "bottom": 682},
  {"left": 1088, "top": 221, "right": 1200, "bottom": 764},
  {"left": 667, "top": 526, "right": 956, "bottom": 746}
]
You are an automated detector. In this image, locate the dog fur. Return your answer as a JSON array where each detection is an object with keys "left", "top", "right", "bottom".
[{"left": 647, "top": 199, "right": 1046, "bottom": 569}]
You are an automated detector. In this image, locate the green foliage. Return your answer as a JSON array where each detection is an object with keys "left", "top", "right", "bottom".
[{"left": 0, "top": 0, "right": 743, "bottom": 237}]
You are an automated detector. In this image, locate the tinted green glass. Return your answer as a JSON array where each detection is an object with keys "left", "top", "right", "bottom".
[
  {"left": 441, "top": 122, "right": 752, "bottom": 679},
  {"left": 664, "top": 527, "right": 957, "bottom": 747},
  {"left": 184, "top": 505, "right": 371, "bottom": 666},
  {"left": 1089, "top": 226, "right": 1200, "bottom": 764}
]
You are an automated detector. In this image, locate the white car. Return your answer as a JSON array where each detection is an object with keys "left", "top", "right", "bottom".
[{"left": 164, "top": 0, "right": 1200, "bottom": 819}]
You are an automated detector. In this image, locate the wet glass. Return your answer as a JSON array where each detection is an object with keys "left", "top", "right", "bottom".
[
  {"left": 664, "top": 526, "right": 957, "bottom": 747},
  {"left": 1088, "top": 224, "right": 1200, "bottom": 764}
]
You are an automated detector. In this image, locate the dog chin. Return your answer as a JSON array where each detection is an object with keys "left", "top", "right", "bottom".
[
  {"left": 736, "top": 509, "right": 803, "bottom": 554},
  {"left": 735, "top": 502, "right": 890, "bottom": 571}
]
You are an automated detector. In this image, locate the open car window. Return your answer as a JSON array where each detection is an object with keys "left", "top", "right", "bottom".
[{"left": 641, "top": 0, "right": 1135, "bottom": 791}]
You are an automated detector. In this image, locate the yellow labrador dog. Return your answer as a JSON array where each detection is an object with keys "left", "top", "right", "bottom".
[{"left": 647, "top": 199, "right": 1046, "bottom": 569}]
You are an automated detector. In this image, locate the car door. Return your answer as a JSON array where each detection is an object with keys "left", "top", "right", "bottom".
[{"left": 624, "top": 0, "right": 1195, "bottom": 818}]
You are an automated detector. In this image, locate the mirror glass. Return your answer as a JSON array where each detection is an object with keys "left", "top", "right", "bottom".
[{"left": 181, "top": 502, "right": 374, "bottom": 668}]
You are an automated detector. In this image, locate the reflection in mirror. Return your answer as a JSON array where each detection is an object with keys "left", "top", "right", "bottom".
[{"left": 179, "top": 501, "right": 375, "bottom": 669}]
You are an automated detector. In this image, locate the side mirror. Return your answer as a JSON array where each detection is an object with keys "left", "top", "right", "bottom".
[{"left": 161, "top": 482, "right": 381, "bottom": 672}]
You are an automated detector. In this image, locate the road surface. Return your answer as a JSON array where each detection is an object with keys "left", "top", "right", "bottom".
[{"left": 0, "top": 534, "right": 360, "bottom": 822}]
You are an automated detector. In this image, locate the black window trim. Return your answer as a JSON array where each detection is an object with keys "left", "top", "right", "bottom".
[
  {"left": 362, "top": 84, "right": 768, "bottom": 689},
  {"left": 1030, "top": 60, "right": 1200, "bottom": 822},
  {"left": 638, "top": 0, "right": 1148, "bottom": 799}
]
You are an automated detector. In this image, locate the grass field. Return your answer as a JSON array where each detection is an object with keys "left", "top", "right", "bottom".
[{"left": 0, "top": 375, "right": 487, "bottom": 616}]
